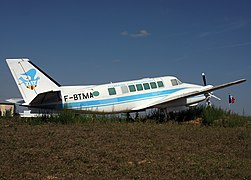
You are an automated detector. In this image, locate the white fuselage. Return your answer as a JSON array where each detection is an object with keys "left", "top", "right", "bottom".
[{"left": 59, "top": 76, "right": 206, "bottom": 113}]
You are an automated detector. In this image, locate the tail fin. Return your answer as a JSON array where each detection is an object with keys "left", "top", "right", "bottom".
[{"left": 6, "top": 58, "right": 60, "bottom": 104}]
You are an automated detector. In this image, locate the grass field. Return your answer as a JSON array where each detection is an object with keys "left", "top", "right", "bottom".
[{"left": 0, "top": 116, "right": 250, "bottom": 179}]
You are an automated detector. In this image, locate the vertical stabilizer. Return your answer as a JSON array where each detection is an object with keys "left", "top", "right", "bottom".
[{"left": 6, "top": 58, "right": 60, "bottom": 104}]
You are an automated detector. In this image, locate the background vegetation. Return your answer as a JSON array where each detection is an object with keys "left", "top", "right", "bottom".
[{"left": 17, "top": 105, "right": 251, "bottom": 128}]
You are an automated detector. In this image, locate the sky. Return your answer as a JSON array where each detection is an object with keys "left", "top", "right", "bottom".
[{"left": 0, "top": 0, "right": 250, "bottom": 115}]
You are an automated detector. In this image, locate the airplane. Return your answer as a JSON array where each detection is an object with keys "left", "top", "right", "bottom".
[{"left": 6, "top": 58, "right": 246, "bottom": 116}]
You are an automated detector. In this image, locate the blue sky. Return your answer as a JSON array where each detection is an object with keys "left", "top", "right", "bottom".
[{"left": 0, "top": 0, "right": 250, "bottom": 115}]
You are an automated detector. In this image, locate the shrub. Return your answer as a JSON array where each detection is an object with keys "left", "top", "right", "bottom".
[{"left": 201, "top": 106, "right": 250, "bottom": 127}]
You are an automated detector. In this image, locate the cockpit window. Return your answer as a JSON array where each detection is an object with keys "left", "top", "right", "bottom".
[
  {"left": 171, "top": 79, "right": 178, "bottom": 86},
  {"left": 171, "top": 79, "right": 182, "bottom": 86},
  {"left": 177, "top": 79, "right": 182, "bottom": 84}
]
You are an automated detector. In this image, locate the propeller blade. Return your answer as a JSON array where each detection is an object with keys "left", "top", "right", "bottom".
[
  {"left": 202, "top": 73, "right": 207, "bottom": 86},
  {"left": 210, "top": 93, "right": 221, "bottom": 101},
  {"left": 201, "top": 73, "right": 220, "bottom": 106}
]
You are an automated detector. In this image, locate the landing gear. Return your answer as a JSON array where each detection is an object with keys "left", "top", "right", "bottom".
[
  {"left": 159, "top": 108, "right": 169, "bottom": 121},
  {"left": 126, "top": 112, "right": 139, "bottom": 121},
  {"left": 126, "top": 112, "right": 130, "bottom": 119},
  {"left": 135, "top": 112, "right": 139, "bottom": 119},
  {"left": 158, "top": 108, "right": 175, "bottom": 121}
]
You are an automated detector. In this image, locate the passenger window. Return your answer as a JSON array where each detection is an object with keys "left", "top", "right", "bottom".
[
  {"left": 150, "top": 82, "right": 157, "bottom": 89},
  {"left": 121, "top": 86, "right": 129, "bottom": 94},
  {"left": 136, "top": 84, "right": 143, "bottom": 91},
  {"left": 108, "top": 88, "right": 116, "bottom": 95},
  {"left": 143, "top": 83, "right": 150, "bottom": 90},
  {"left": 128, "top": 85, "right": 136, "bottom": 92},
  {"left": 171, "top": 79, "right": 178, "bottom": 86},
  {"left": 157, "top": 81, "right": 164, "bottom": 88}
]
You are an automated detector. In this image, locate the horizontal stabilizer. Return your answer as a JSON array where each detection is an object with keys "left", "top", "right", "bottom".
[{"left": 29, "top": 91, "right": 62, "bottom": 108}]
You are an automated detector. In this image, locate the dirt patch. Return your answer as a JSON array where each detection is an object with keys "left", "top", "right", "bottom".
[{"left": 0, "top": 119, "right": 250, "bottom": 179}]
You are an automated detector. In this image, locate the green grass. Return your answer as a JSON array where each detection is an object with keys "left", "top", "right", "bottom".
[
  {"left": 3, "top": 105, "right": 249, "bottom": 128},
  {"left": 200, "top": 106, "right": 250, "bottom": 127},
  {"left": 145, "top": 106, "right": 250, "bottom": 127}
]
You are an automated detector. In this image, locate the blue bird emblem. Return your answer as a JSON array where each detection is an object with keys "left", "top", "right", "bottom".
[{"left": 19, "top": 69, "right": 40, "bottom": 90}]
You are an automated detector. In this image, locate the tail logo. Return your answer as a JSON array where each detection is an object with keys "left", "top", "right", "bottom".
[{"left": 19, "top": 68, "right": 40, "bottom": 90}]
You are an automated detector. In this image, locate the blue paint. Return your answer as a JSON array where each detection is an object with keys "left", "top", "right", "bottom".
[{"left": 64, "top": 87, "right": 187, "bottom": 109}]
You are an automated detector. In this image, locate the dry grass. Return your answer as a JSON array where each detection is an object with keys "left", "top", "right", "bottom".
[{"left": 0, "top": 118, "right": 250, "bottom": 179}]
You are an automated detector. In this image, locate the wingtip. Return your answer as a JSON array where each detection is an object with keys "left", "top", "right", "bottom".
[
  {"left": 238, "top": 79, "right": 247, "bottom": 83},
  {"left": 231, "top": 79, "right": 246, "bottom": 85}
]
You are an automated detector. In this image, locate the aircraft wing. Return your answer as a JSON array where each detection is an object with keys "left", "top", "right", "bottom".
[{"left": 132, "top": 79, "right": 246, "bottom": 111}]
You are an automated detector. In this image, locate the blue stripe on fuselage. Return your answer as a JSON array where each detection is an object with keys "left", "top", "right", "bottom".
[{"left": 64, "top": 87, "right": 187, "bottom": 109}]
